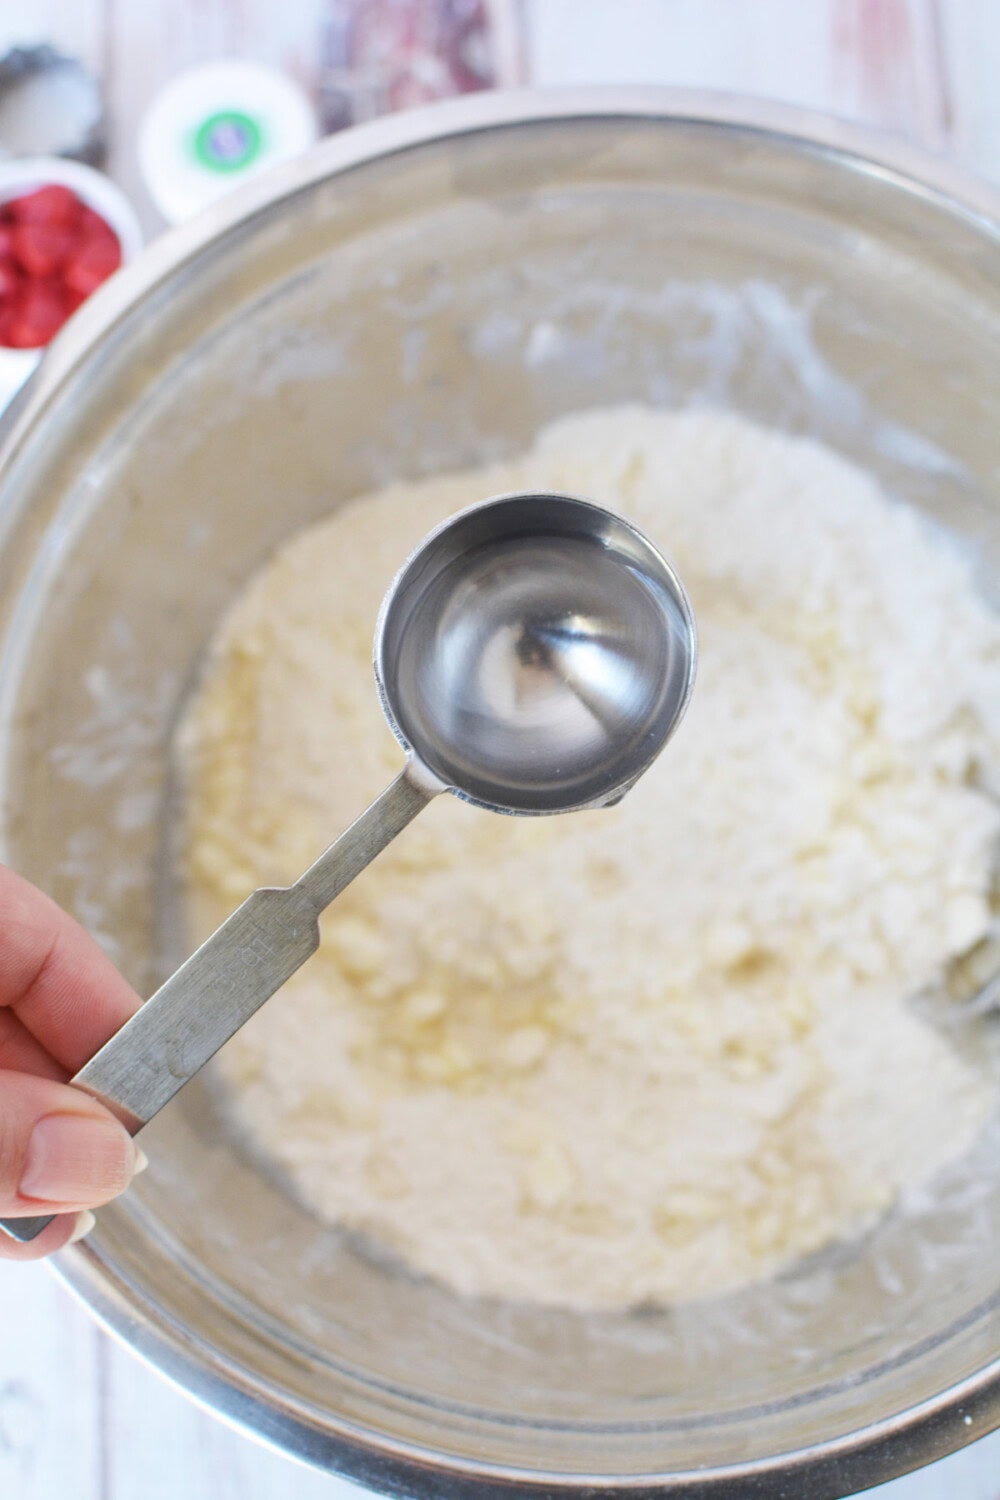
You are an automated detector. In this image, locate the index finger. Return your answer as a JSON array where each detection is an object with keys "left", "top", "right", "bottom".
[{"left": 0, "top": 865, "right": 141, "bottom": 1073}]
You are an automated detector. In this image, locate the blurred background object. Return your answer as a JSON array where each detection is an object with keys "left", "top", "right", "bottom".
[
  {"left": 0, "top": 0, "right": 527, "bottom": 231},
  {"left": 0, "top": 45, "right": 104, "bottom": 163},
  {"left": 2, "top": 2, "right": 998, "bottom": 232},
  {"left": 317, "top": 0, "right": 521, "bottom": 130},
  {"left": 137, "top": 60, "right": 318, "bottom": 222}
]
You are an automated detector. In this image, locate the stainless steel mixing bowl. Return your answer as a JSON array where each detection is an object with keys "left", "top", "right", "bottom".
[{"left": 1, "top": 91, "right": 1000, "bottom": 1499}]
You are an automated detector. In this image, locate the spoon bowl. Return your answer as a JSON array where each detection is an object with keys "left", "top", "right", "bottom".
[{"left": 377, "top": 492, "right": 697, "bottom": 813}]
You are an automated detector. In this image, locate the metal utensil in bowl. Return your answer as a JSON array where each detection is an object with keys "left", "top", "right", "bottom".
[{"left": 1, "top": 489, "right": 696, "bottom": 1243}]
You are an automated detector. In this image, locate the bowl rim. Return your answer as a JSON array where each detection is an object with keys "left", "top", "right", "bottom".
[{"left": 3, "top": 85, "right": 999, "bottom": 1495}]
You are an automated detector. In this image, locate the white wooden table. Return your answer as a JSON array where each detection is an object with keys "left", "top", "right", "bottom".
[{"left": 2, "top": 3, "right": 1000, "bottom": 1496}]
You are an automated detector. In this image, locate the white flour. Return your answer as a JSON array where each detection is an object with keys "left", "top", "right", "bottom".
[{"left": 179, "top": 408, "right": 1000, "bottom": 1308}]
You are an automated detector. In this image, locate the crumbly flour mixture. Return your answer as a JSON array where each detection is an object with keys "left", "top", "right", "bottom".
[{"left": 179, "top": 408, "right": 1000, "bottom": 1308}]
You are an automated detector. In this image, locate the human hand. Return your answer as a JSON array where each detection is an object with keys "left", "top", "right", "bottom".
[{"left": 0, "top": 865, "right": 146, "bottom": 1260}]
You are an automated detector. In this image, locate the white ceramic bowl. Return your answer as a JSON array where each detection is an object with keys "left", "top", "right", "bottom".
[{"left": 0, "top": 155, "right": 143, "bottom": 410}]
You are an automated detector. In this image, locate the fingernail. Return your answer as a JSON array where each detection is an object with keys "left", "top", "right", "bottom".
[
  {"left": 20, "top": 1113, "right": 140, "bottom": 1205},
  {"left": 68, "top": 1210, "right": 96, "bottom": 1244},
  {"left": 133, "top": 1146, "right": 149, "bottom": 1175}
]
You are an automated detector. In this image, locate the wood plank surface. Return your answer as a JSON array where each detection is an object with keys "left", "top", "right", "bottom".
[{"left": 0, "top": 1263, "right": 102, "bottom": 1500}]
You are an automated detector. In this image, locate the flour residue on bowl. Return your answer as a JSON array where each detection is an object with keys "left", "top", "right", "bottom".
[{"left": 177, "top": 407, "right": 1000, "bottom": 1308}]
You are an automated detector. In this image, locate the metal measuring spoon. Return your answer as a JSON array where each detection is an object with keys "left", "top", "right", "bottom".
[{"left": 2, "top": 491, "right": 696, "bottom": 1242}]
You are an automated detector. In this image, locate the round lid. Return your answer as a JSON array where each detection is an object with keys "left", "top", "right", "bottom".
[
  {"left": 137, "top": 60, "right": 317, "bottom": 224},
  {"left": 0, "top": 46, "right": 104, "bottom": 163}
]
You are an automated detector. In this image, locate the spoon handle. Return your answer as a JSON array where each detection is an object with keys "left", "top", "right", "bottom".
[{"left": 0, "top": 765, "right": 436, "bottom": 1244}]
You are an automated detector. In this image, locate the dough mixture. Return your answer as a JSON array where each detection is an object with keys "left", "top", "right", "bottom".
[{"left": 179, "top": 408, "right": 1000, "bottom": 1307}]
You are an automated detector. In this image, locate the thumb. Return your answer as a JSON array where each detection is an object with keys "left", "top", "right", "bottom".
[{"left": 0, "top": 1070, "right": 143, "bottom": 1248}]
